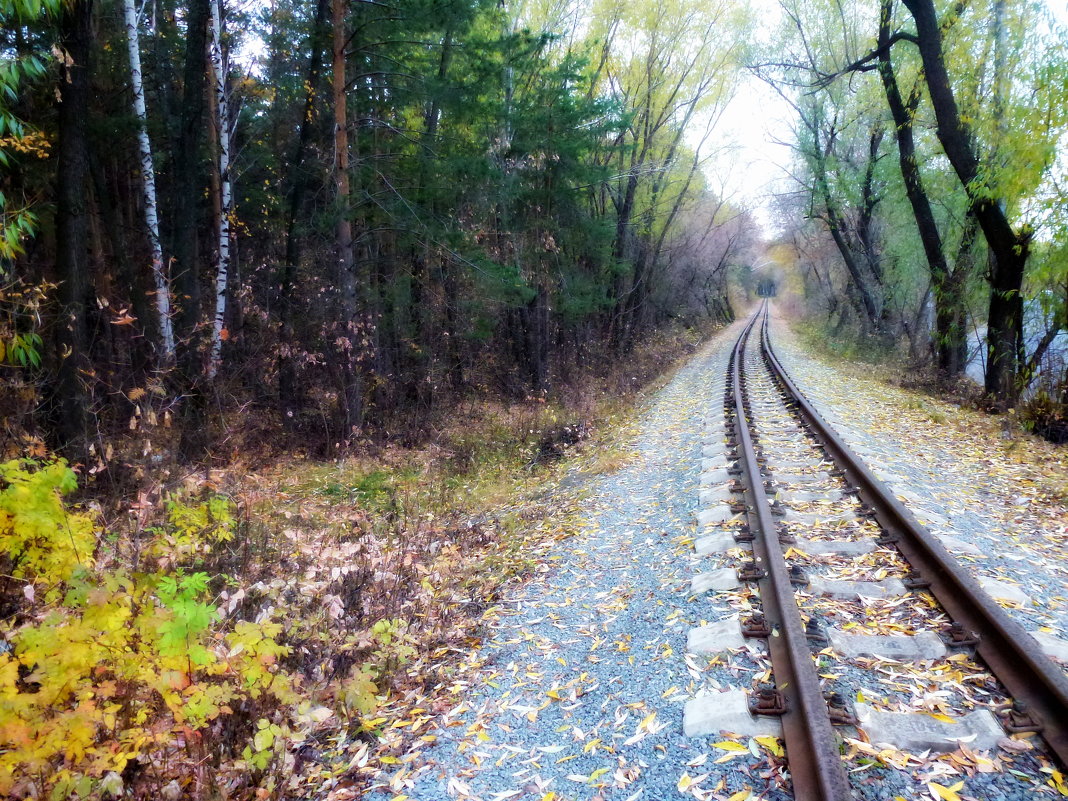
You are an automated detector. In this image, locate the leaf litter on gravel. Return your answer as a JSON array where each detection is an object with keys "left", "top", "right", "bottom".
[{"left": 769, "top": 314, "right": 1068, "bottom": 645}]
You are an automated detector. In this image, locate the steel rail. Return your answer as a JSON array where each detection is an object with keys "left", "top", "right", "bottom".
[
  {"left": 758, "top": 304, "right": 1068, "bottom": 770},
  {"left": 728, "top": 311, "right": 853, "bottom": 801}
]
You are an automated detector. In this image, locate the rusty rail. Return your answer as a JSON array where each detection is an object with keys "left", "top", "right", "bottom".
[
  {"left": 727, "top": 312, "right": 853, "bottom": 801},
  {"left": 758, "top": 304, "right": 1068, "bottom": 769}
]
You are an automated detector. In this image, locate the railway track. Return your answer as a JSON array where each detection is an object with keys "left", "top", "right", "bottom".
[{"left": 683, "top": 303, "right": 1068, "bottom": 800}]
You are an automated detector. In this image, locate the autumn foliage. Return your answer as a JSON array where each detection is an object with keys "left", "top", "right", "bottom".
[
  {"left": 0, "top": 460, "right": 300, "bottom": 798},
  {"left": 0, "top": 396, "right": 606, "bottom": 799}
]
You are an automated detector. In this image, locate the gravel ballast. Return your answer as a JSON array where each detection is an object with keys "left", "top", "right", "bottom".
[{"left": 373, "top": 318, "right": 791, "bottom": 800}]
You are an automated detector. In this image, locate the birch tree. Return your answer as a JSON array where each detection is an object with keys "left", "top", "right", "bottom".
[
  {"left": 207, "top": 0, "right": 232, "bottom": 379},
  {"left": 123, "top": 0, "right": 175, "bottom": 360}
]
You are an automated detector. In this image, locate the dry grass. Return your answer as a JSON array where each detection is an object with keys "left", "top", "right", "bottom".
[{"left": 583, "top": 444, "right": 638, "bottom": 475}]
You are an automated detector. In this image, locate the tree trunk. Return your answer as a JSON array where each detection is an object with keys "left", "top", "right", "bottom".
[
  {"left": 171, "top": 0, "right": 211, "bottom": 379},
  {"left": 820, "top": 200, "right": 881, "bottom": 332},
  {"left": 332, "top": 0, "right": 360, "bottom": 432},
  {"left": 901, "top": 0, "right": 1031, "bottom": 401},
  {"left": 804, "top": 110, "right": 884, "bottom": 334},
  {"left": 167, "top": 0, "right": 213, "bottom": 459},
  {"left": 855, "top": 124, "right": 885, "bottom": 290},
  {"left": 940, "top": 215, "right": 979, "bottom": 375},
  {"left": 408, "top": 30, "right": 455, "bottom": 399},
  {"left": 877, "top": 0, "right": 967, "bottom": 374},
  {"left": 54, "top": 0, "right": 94, "bottom": 456},
  {"left": 608, "top": 170, "right": 639, "bottom": 344},
  {"left": 277, "top": 0, "right": 330, "bottom": 424},
  {"left": 440, "top": 257, "right": 464, "bottom": 390},
  {"left": 89, "top": 154, "right": 153, "bottom": 376},
  {"left": 123, "top": 0, "right": 175, "bottom": 362},
  {"left": 207, "top": 0, "right": 232, "bottom": 379}
]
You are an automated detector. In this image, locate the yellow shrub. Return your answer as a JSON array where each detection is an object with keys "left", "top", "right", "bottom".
[{"left": 0, "top": 460, "right": 295, "bottom": 799}]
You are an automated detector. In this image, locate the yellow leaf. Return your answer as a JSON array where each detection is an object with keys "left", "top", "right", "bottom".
[
  {"left": 1051, "top": 770, "right": 1068, "bottom": 796},
  {"left": 727, "top": 790, "right": 752, "bottom": 801},
  {"left": 540, "top": 794, "right": 556, "bottom": 801},
  {"left": 928, "top": 781, "right": 962, "bottom": 801},
  {"left": 677, "top": 773, "right": 693, "bottom": 792},
  {"left": 589, "top": 767, "right": 609, "bottom": 781},
  {"left": 755, "top": 735, "right": 784, "bottom": 757},
  {"left": 856, "top": 691, "right": 866, "bottom": 703},
  {"left": 926, "top": 713, "right": 956, "bottom": 724},
  {"left": 712, "top": 740, "right": 748, "bottom": 751}
]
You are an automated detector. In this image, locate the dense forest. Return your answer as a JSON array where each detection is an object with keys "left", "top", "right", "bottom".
[
  {"left": 2, "top": 0, "right": 758, "bottom": 464},
  {"left": 1, "top": 0, "right": 1067, "bottom": 797},
  {"left": 3, "top": 0, "right": 1065, "bottom": 461}
]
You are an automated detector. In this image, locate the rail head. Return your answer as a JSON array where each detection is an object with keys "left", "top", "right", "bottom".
[{"left": 728, "top": 309, "right": 854, "bottom": 801}]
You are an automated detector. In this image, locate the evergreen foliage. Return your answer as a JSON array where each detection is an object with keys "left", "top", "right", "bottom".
[{"left": 1, "top": 0, "right": 743, "bottom": 457}]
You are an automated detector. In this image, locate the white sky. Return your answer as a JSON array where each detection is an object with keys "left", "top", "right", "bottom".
[{"left": 703, "top": 76, "right": 794, "bottom": 235}]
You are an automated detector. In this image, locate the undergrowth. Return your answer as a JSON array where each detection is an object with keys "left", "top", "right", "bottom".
[
  {"left": 1017, "top": 389, "right": 1068, "bottom": 444},
  {"left": 793, "top": 317, "right": 900, "bottom": 366},
  {"left": 0, "top": 320, "right": 717, "bottom": 799}
]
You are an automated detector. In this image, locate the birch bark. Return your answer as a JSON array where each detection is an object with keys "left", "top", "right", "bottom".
[
  {"left": 123, "top": 0, "right": 175, "bottom": 360},
  {"left": 208, "top": 0, "right": 232, "bottom": 379}
]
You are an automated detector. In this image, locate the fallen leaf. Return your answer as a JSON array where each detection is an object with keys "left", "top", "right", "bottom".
[
  {"left": 712, "top": 740, "right": 748, "bottom": 751},
  {"left": 927, "top": 781, "right": 964, "bottom": 801}
]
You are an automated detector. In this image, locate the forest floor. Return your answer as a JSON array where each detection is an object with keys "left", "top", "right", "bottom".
[
  {"left": 153, "top": 324, "right": 721, "bottom": 800},
  {"left": 0, "top": 322, "right": 717, "bottom": 801}
]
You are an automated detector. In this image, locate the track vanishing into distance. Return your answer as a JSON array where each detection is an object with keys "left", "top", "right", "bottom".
[{"left": 684, "top": 303, "right": 1068, "bottom": 800}]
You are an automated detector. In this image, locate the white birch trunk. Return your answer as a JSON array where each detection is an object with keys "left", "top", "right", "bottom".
[
  {"left": 123, "top": 0, "right": 175, "bottom": 360},
  {"left": 208, "top": 0, "right": 232, "bottom": 379}
]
